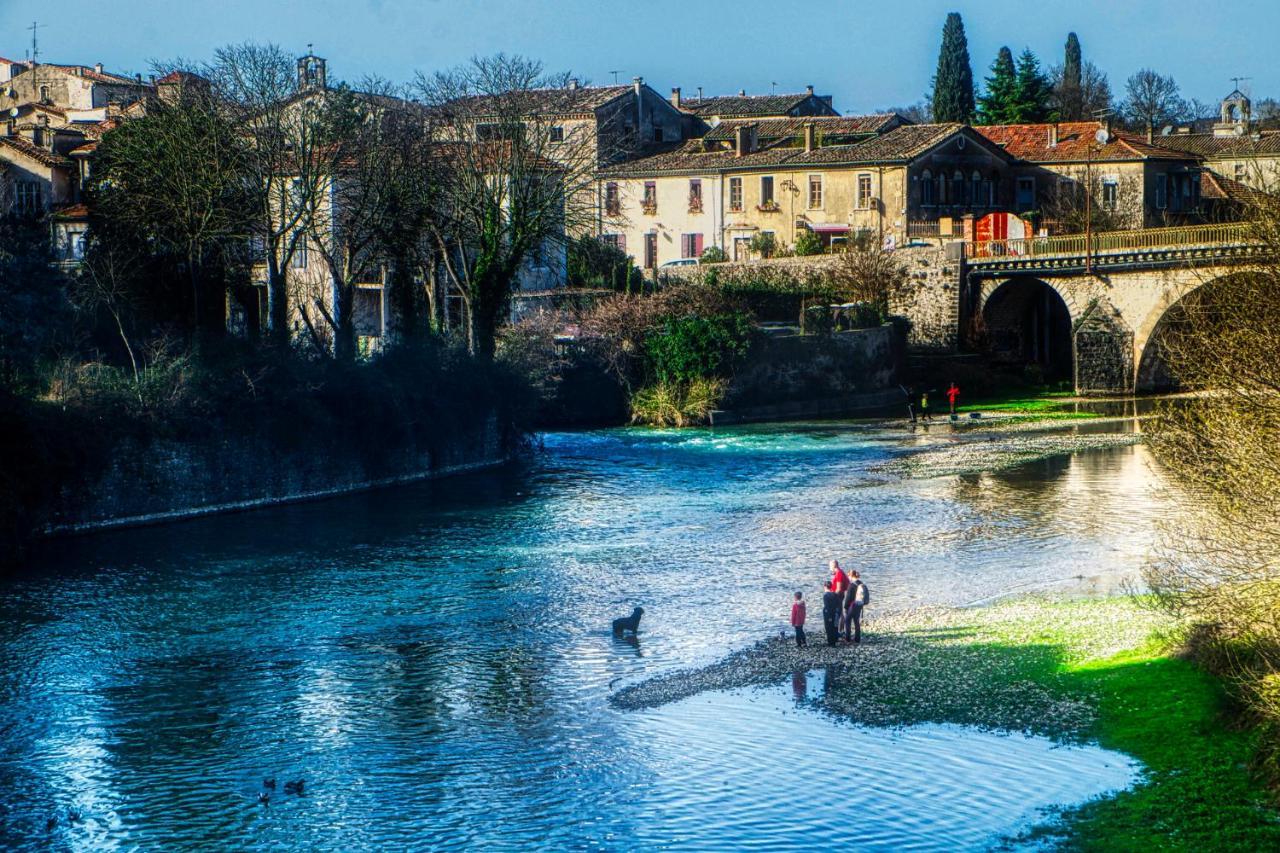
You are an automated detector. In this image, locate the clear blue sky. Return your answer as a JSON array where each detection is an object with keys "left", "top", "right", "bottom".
[{"left": 3, "top": 0, "right": 1276, "bottom": 112}]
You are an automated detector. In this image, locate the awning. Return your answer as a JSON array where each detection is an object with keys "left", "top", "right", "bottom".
[{"left": 807, "top": 223, "right": 850, "bottom": 234}]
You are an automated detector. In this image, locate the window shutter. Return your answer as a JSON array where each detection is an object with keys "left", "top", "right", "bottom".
[{"left": 694, "top": 234, "right": 704, "bottom": 256}]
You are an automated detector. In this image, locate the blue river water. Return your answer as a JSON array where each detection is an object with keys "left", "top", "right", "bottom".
[{"left": 0, "top": 420, "right": 1162, "bottom": 850}]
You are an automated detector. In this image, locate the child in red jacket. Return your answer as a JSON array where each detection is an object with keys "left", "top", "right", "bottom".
[{"left": 790, "top": 591, "right": 807, "bottom": 647}]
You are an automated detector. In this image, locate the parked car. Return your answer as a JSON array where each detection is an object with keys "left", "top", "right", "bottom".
[{"left": 659, "top": 258, "right": 699, "bottom": 268}]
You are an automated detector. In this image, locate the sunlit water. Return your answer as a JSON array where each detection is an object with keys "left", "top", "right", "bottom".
[{"left": 0, "top": 419, "right": 1163, "bottom": 849}]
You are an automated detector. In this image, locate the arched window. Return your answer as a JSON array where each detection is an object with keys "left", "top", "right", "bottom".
[
  {"left": 921, "top": 169, "right": 935, "bottom": 206},
  {"left": 972, "top": 171, "right": 984, "bottom": 207},
  {"left": 952, "top": 170, "right": 965, "bottom": 206},
  {"left": 39, "top": 85, "right": 48, "bottom": 102}
]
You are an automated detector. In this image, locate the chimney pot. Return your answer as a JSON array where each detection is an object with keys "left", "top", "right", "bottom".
[
  {"left": 670, "top": 87, "right": 681, "bottom": 110},
  {"left": 697, "top": 86, "right": 703, "bottom": 100},
  {"left": 94, "top": 62, "right": 104, "bottom": 74},
  {"left": 567, "top": 77, "right": 579, "bottom": 90},
  {"left": 1047, "top": 124, "right": 1057, "bottom": 147},
  {"left": 804, "top": 122, "right": 816, "bottom": 153},
  {"left": 738, "top": 89, "right": 746, "bottom": 97},
  {"left": 633, "top": 76, "right": 642, "bottom": 97},
  {"left": 806, "top": 85, "right": 814, "bottom": 96}
]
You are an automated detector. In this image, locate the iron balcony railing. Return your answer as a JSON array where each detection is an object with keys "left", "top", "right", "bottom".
[{"left": 965, "top": 221, "right": 1255, "bottom": 260}]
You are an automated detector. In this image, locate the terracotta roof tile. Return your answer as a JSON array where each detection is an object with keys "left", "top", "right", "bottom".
[
  {"left": 0, "top": 135, "right": 74, "bottom": 168},
  {"left": 680, "top": 92, "right": 834, "bottom": 118},
  {"left": 42, "top": 63, "right": 150, "bottom": 87},
  {"left": 1151, "top": 131, "right": 1280, "bottom": 158},
  {"left": 701, "top": 114, "right": 905, "bottom": 142},
  {"left": 1201, "top": 170, "right": 1274, "bottom": 205},
  {"left": 448, "top": 85, "right": 633, "bottom": 117},
  {"left": 974, "top": 121, "right": 1193, "bottom": 163}
]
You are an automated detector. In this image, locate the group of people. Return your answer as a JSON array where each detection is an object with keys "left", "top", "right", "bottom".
[
  {"left": 789, "top": 560, "right": 870, "bottom": 647},
  {"left": 902, "top": 382, "right": 962, "bottom": 424}
]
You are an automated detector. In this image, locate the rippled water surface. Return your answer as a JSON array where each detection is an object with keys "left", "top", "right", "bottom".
[{"left": 0, "top": 420, "right": 1165, "bottom": 849}]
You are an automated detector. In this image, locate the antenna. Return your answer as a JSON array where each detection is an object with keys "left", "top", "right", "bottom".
[
  {"left": 28, "top": 20, "right": 42, "bottom": 64},
  {"left": 1231, "top": 76, "right": 1252, "bottom": 92},
  {"left": 771, "top": 81, "right": 778, "bottom": 94},
  {"left": 306, "top": 43, "right": 314, "bottom": 56},
  {"left": 609, "top": 70, "right": 622, "bottom": 85}
]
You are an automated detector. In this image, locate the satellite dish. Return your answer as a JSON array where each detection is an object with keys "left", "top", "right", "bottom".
[
  {"left": 1095, "top": 128, "right": 1111, "bottom": 145},
  {"left": 8, "top": 106, "right": 17, "bottom": 118},
  {"left": 1161, "top": 125, "right": 1173, "bottom": 136},
  {"left": 1234, "top": 124, "right": 1247, "bottom": 136}
]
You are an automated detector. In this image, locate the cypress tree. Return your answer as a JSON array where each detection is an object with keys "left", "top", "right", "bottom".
[
  {"left": 1061, "top": 33, "right": 1084, "bottom": 120},
  {"left": 931, "top": 12, "right": 975, "bottom": 123},
  {"left": 977, "top": 47, "right": 1018, "bottom": 124},
  {"left": 1012, "top": 49, "right": 1053, "bottom": 123}
]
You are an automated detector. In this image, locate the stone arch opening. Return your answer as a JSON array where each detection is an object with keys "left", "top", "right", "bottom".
[
  {"left": 982, "top": 278, "right": 1074, "bottom": 382},
  {"left": 1136, "top": 274, "right": 1240, "bottom": 393}
]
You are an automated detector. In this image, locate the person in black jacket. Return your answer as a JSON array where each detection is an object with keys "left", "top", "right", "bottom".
[
  {"left": 821, "top": 590, "right": 842, "bottom": 646},
  {"left": 843, "top": 571, "right": 870, "bottom": 644}
]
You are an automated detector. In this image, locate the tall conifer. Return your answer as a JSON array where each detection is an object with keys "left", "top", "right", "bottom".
[
  {"left": 977, "top": 47, "right": 1018, "bottom": 124},
  {"left": 931, "top": 12, "right": 975, "bottom": 123},
  {"left": 1061, "top": 33, "right": 1084, "bottom": 120},
  {"left": 1012, "top": 49, "right": 1053, "bottom": 122}
]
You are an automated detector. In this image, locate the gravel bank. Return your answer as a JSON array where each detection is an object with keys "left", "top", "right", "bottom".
[
  {"left": 881, "top": 432, "right": 1144, "bottom": 479},
  {"left": 612, "top": 598, "right": 1167, "bottom": 741}
]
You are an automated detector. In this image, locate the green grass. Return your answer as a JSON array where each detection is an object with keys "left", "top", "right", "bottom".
[{"left": 823, "top": 599, "right": 1280, "bottom": 850}]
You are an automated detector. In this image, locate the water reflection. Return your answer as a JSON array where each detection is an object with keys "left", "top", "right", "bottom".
[{"left": 1, "top": 419, "right": 1168, "bottom": 848}]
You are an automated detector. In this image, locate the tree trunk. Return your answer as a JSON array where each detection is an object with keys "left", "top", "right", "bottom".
[{"left": 266, "top": 253, "right": 289, "bottom": 347}]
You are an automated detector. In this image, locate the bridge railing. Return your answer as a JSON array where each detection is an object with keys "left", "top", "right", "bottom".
[{"left": 965, "top": 221, "right": 1255, "bottom": 261}]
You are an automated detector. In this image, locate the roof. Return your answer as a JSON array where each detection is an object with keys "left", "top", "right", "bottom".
[
  {"left": 69, "top": 140, "right": 98, "bottom": 156},
  {"left": 600, "top": 124, "right": 980, "bottom": 176},
  {"left": 1150, "top": 131, "right": 1280, "bottom": 159},
  {"left": 52, "top": 203, "right": 89, "bottom": 220},
  {"left": 679, "top": 92, "right": 833, "bottom": 118},
  {"left": 0, "top": 135, "right": 74, "bottom": 168},
  {"left": 1201, "top": 170, "right": 1274, "bottom": 206},
  {"left": 701, "top": 114, "right": 904, "bottom": 142},
  {"left": 447, "top": 85, "right": 633, "bottom": 118},
  {"left": 974, "top": 121, "right": 1194, "bottom": 163},
  {"left": 40, "top": 63, "right": 150, "bottom": 87}
]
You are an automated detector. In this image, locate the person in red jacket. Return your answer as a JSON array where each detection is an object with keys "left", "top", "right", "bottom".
[
  {"left": 790, "top": 591, "right": 807, "bottom": 647},
  {"left": 827, "top": 560, "right": 850, "bottom": 595},
  {"left": 947, "top": 382, "right": 960, "bottom": 416}
]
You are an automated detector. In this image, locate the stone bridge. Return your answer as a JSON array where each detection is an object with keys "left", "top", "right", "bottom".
[{"left": 962, "top": 223, "right": 1267, "bottom": 394}]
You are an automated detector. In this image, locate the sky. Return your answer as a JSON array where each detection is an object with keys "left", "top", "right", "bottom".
[{"left": 2, "top": 0, "right": 1277, "bottom": 114}]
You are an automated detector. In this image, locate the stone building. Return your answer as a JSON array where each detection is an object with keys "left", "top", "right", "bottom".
[{"left": 1151, "top": 91, "right": 1280, "bottom": 193}]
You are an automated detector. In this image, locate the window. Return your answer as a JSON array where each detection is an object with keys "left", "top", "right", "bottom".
[
  {"left": 14, "top": 181, "right": 42, "bottom": 214},
  {"left": 681, "top": 233, "right": 704, "bottom": 258},
  {"left": 653, "top": 126, "right": 665, "bottom": 142},
  {"left": 856, "top": 173, "right": 873, "bottom": 209},
  {"left": 1234, "top": 163, "right": 1246, "bottom": 182},
  {"left": 1101, "top": 176, "right": 1118, "bottom": 211},
  {"left": 291, "top": 237, "right": 308, "bottom": 269},
  {"left": 1016, "top": 177, "right": 1036, "bottom": 211},
  {"left": 605, "top": 182, "right": 620, "bottom": 216},
  {"left": 972, "top": 171, "right": 983, "bottom": 207},
  {"left": 39, "top": 85, "right": 48, "bottom": 102},
  {"left": 760, "top": 175, "right": 774, "bottom": 206},
  {"left": 729, "top": 177, "right": 743, "bottom": 211},
  {"left": 1155, "top": 175, "right": 1167, "bottom": 210},
  {"left": 920, "top": 170, "right": 935, "bottom": 206},
  {"left": 549, "top": 125, "right": 564, "bottom": 143},
  {"left": 71, "top": 233, "right": 86, "bottom": 260},
  {"left": 644, "top": 232, "right": 657, "bottom": 269},
  {"left": 952, "top": 170, "right": 965, "bottom": 205},
  {"left": 642, "top": 181, "right": 657, "bottom": 212},
  {"left": 808, "top": 174, "right": 823, "bottom": 209},
  {"left": 688, "top": 178, "right": 703, "bottom": 212},
  {"left": 601, "top": 233, "right": 625, "bottom": 253}
]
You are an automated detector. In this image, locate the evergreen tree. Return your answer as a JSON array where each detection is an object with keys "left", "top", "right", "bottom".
[
  {"left": 1012, "top": 49, "right": 1053, "bottom": 123},
  {"left": 977, "top": 47, "right": 1018, "bottom": 124},
  {"left": 931, "top": 12, "right": 975, "bottom": 123},
  {"left": 1060, "top": 32, "right": 1083, "bottom": 119}
]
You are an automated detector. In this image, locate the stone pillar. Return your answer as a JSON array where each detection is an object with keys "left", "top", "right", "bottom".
[{"left": 960, "top": 213, "right": 976, "bottom": 244}]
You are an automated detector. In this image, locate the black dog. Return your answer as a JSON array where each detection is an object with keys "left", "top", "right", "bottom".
[{"left": 612, "top": 607, "right": 644, "bottom": 635}]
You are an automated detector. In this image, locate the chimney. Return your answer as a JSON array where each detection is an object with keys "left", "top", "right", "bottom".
[
  {"left": 735, "top": 123, "right": 757, "bottom": 156},
  {"left": 94, "top": 62, "right": 104, "bottom": 74},
  {"left": 632, "top": 76, "right": 642, "bottom": 97},
  {"left": 1146, "top": 125, "right": 1154, "bottom": 144},
  {"left": 806, "top": 85, "right": 814, "bottom": 96},
  {"left": 804, "top": 122, "right": 816, "bottom": 153},
  {"left": 1047, "top": 124, "right": 1057, "bottom": 147},
  {"left": 697, "top": 86, "right": 703, "bottom": 100},
  {"left": 738, "top": 89, "right": 746, "bottom": 96},
  {"left": 567, "top": 77, "right": 579, "bottom": 90},
  {"left": 149, "top": 74, "right": 156, "bottom": 86},
  {"left": 670, "top": 87, "right": 681, "bottom": 110}
]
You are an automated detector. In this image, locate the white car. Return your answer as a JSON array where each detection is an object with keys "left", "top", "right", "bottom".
[{"left": 659, "top": 258, "right": 699, "bottom": 268}]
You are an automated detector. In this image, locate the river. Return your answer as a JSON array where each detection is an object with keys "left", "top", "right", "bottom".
[{"left": 0, "top": 418, "right": 1164, "bottom": 850}]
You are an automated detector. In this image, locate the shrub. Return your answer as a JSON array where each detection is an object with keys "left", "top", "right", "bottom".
[
  {"left": 645, "top": 312, "right": 754, "bottom": 386},
  {"left": 700, "top": 245, "right": 728, "bottom": 264},
  {"left": 748, "top": 232, "right": 777, "bottom": 259},
  {"left": 794, "top": 229, "right": 824, "bottom": 257},
  {"left": 567, "top": 235, "right": 639, "bottom": 291},
  {"left": 629, "top": 376, "right": 726, "bottom": 426}
]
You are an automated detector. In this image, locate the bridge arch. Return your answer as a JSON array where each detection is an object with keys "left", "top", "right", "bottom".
[
  {"left": 1135, "top": 271, "right": 1251, "bottom": 393},
  {"left": 981, "top": 277, "right": 1075, "bottom": 383}
]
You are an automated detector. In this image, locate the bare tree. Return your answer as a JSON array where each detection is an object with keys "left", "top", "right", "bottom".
[
  {"left": 1123, "top": 69, "right": 1188, "bottom": 136},
  {"left": 1040, "top": 168, "right": 1145, "bottom": 231},
  {"left": 1049, "top": 61, "right": 1112, "bottom": 121},
  {"left": 203, "top": 42, "right": 329, "bottom": 347},
  {"left": 413, "top": 54, "right": 601, "bottom": 359}
]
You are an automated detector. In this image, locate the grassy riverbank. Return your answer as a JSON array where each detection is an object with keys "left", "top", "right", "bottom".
[{"left": 613, "top": 597, "right": 1280, "bottom": 849}]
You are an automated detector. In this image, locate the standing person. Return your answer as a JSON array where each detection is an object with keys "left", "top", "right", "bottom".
[
  {"left": 790, "top": 591, "right": 807, "bottom": 647},
  {"left": 947, "top": 382, "right": 960, "bottom": 416},
  {"left": 900, "top": 384, "right": 917, "bottom": 424},
  {"left": 844, "top": 570, "right": 870, "bottom": 643},
  {"left": 822, "top": 589, "right": 842, "bottom": 646},
  {"left": 827, "top": 560, "right": 850, "bottom": 596},
  {"left": 920, "top": 390, "right": 932, "bottom": 422}
]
